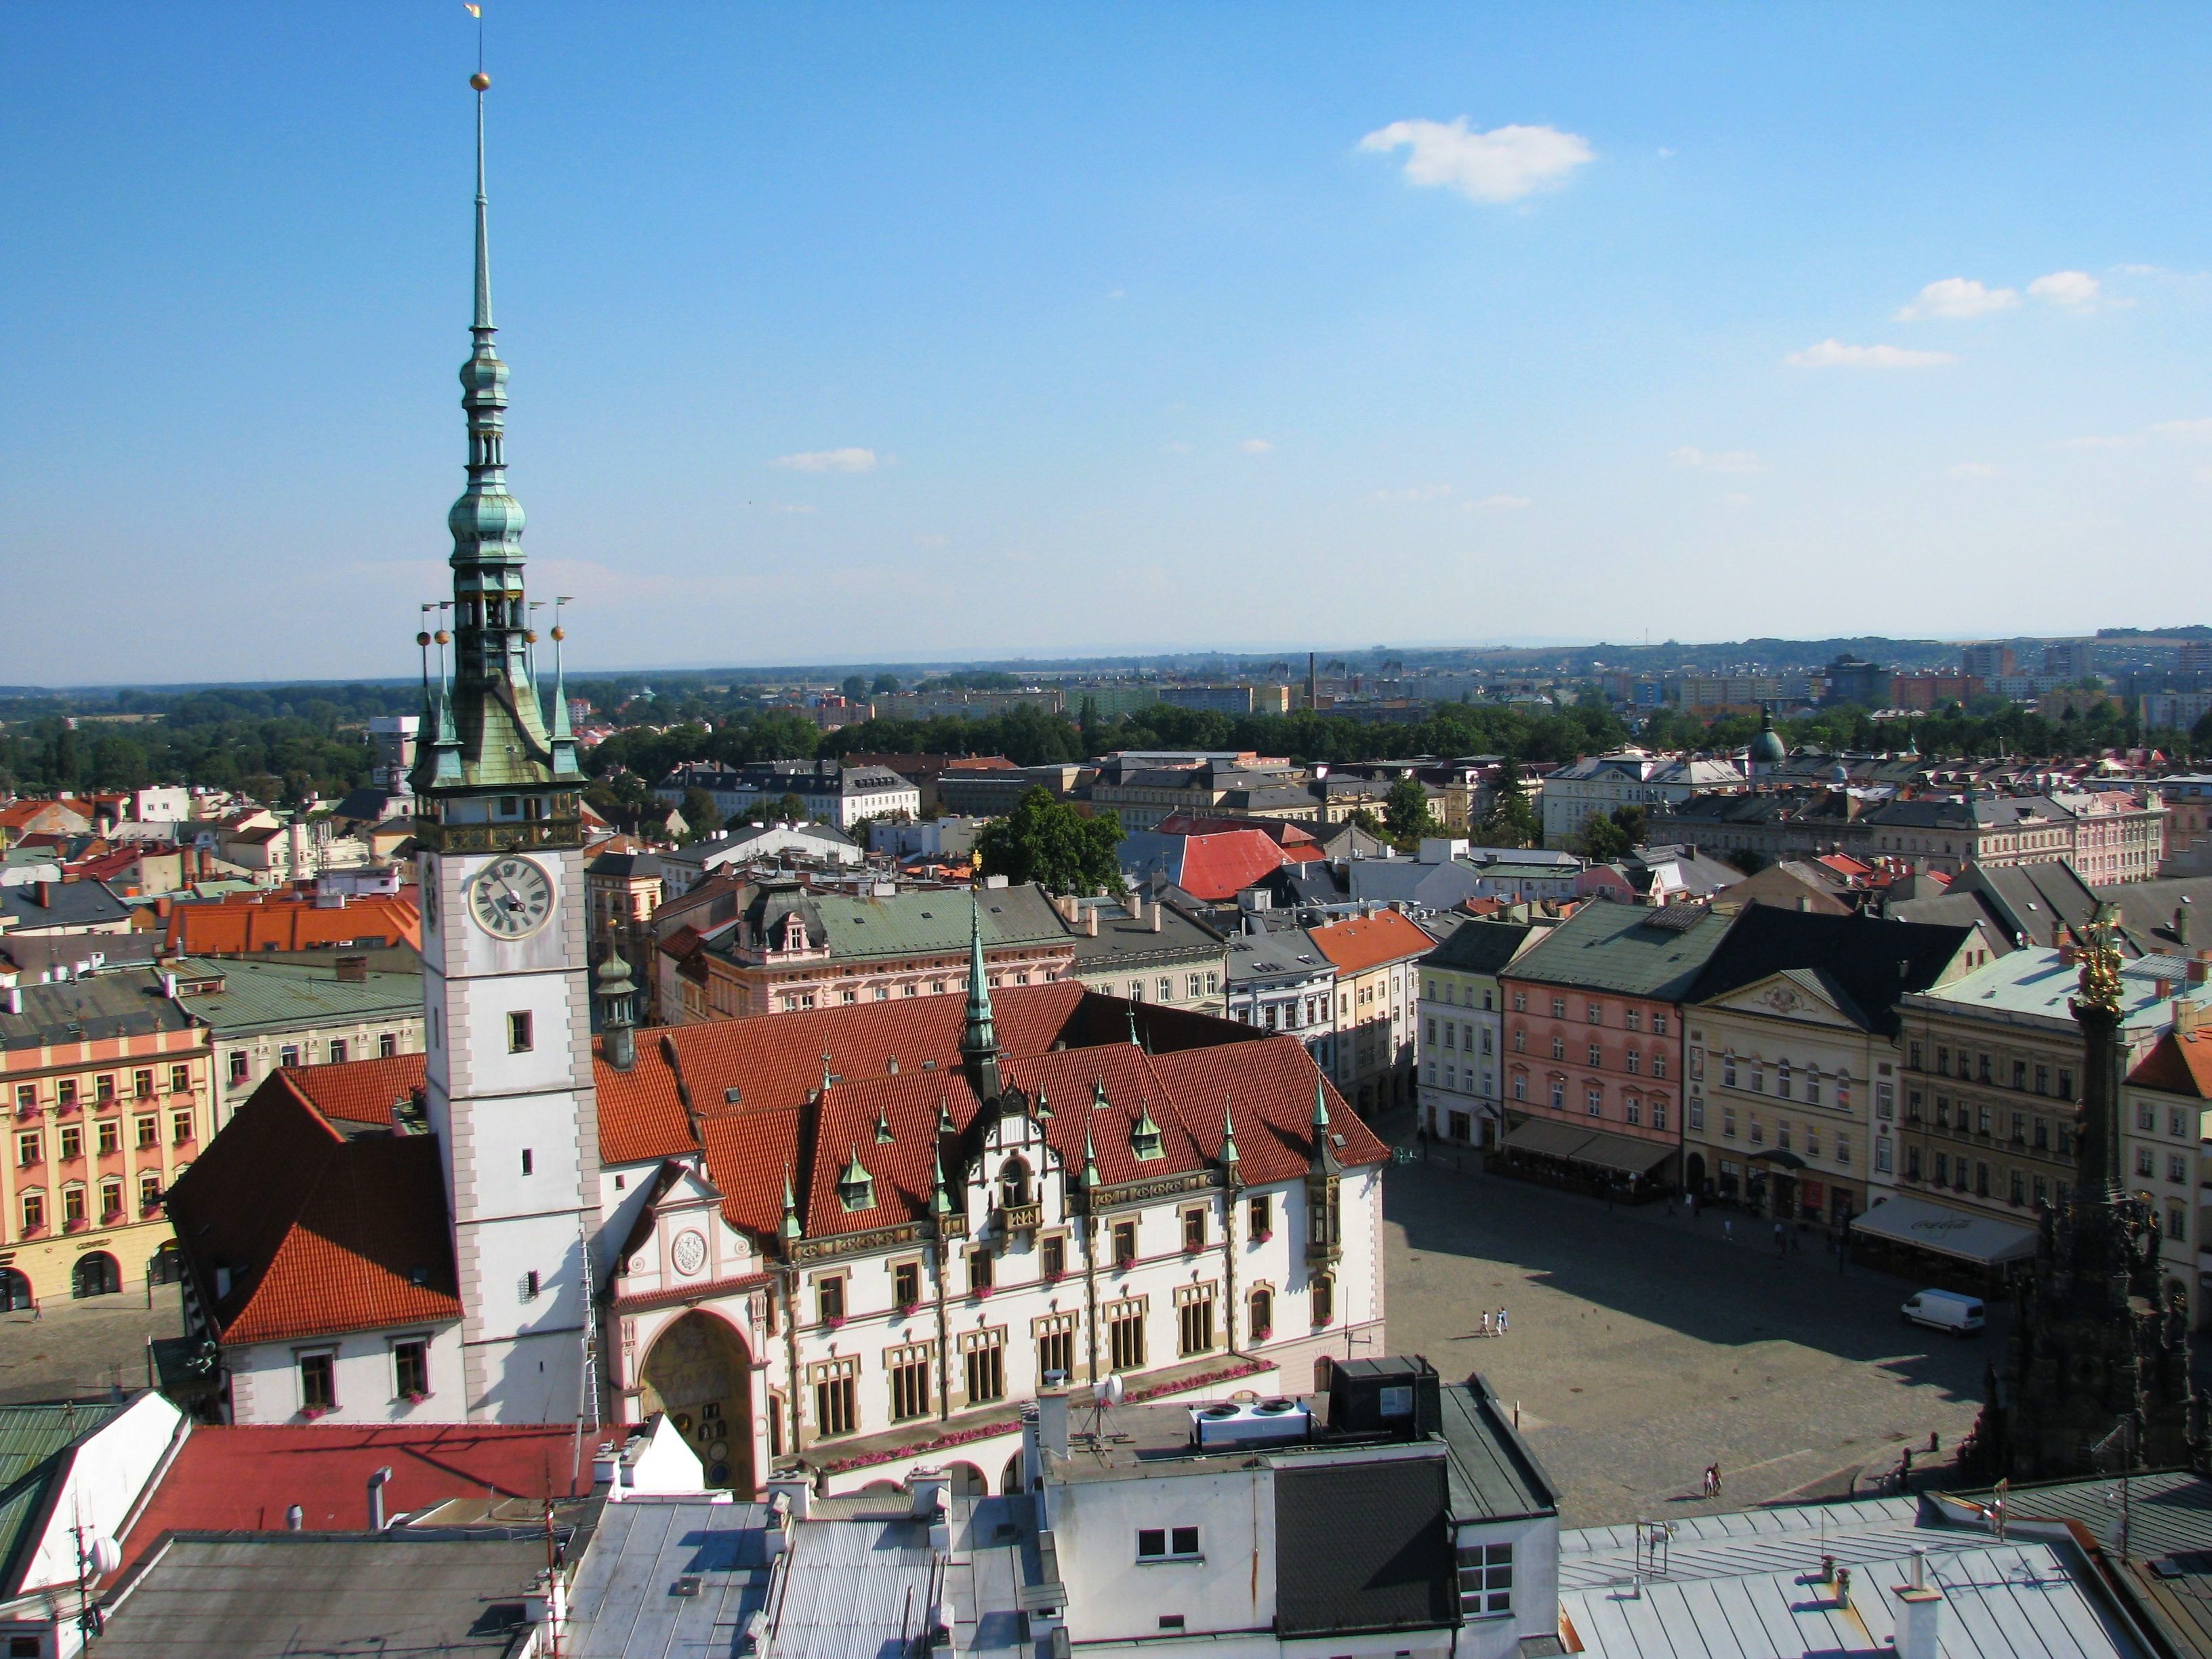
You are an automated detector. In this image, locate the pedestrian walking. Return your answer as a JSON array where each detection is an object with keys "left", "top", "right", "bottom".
[
  {"left": 1712, "top": 1462, "right": 1723, "bottom": 1497},
  {"left": 1496, "top": 1307, "right": 1509, "bottom": 1336},
  {"left": 1723, "top": 1218, "right": 1734, "bottom": 1244},
  {"left": 1774, "top": 1221, "right": 1786, "bottom": 1256},
  {"left": 1479, "top": 1311, "right": 1493, "bottom": 1338}
]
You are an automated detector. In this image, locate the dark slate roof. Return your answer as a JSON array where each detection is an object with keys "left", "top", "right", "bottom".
[
  {"left": 1686, "top": 908, "right": 1976, "bottom": 1035},
  {"left": 1420, "top": 919, "right": 1536, "bottom": 975},
  {"left": 1439, "top": 1376, "right": 1559, "bottom": 1522},
  {"left": 0, "top": 878, "right": 134, "bottom": 931},
  {"left": 1273, "top": 1456, "right": 1457, "bottom": 1636},
  {"left": 1862, "top": 794, "right": 2074, "bottom": 830}
]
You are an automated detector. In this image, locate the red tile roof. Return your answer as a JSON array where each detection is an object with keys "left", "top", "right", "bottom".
[
  {"left": 117, "top": 1422, "right": 587, "bottom": 1575},
  {"left": 180, "top": 982, "right": 1371, "bottom": 1345},
  {"left": 1309, "top": 908, "right": 1436, "bottom": 975},
  {"left": 1169, "top": 831, "right": 1295, "bottom": 901},
  {"left": 165, "top": 1082, "right": 461, "bottom": 1347},
  {"left": 2129, "top": 1027, "right": 2212, "bottom": 1098}
]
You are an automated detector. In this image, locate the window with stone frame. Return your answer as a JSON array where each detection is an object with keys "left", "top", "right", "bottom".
[
  {"left": 962, "top": 1329, "right": 1007, "bottom": 1403},
  {"left": 811, "top": 1356, "right": 859, "bottom": 1437},
  {"left": 1035, "top": 1313, "right": 1076, "bottom": 1384},
  {"left": 888, "top": 1342, "right": 933, "bottom": 1421},
  {"left": 1106, "top": 1298, "right": 1147, "bottom": 1371},
  {"left": 1175, "top": 1284, "right": 1217, "bottom": 1357}
]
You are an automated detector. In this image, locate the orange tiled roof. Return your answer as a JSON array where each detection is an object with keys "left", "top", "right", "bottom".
[
  {"left": 163, "top": 893, "right": 422, "bottom": 954},
  {"left": 1309, "top": 907, "right": 1435, "bottom": 975},
  {"left": 2129, "top": 1027, "right": 2212, "bottom": 1099}
]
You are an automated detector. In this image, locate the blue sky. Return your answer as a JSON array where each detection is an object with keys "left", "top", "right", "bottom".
[{"left": 5, "top": 4, "right": 2211, "bottom": 684}]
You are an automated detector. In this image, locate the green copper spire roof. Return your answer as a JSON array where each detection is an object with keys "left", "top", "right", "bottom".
[
  {"left": 1218, "top": 1100, "right": 1240, "bottom": 1173},
  {"left": 960, "top": 897, "right": 1004, "bottom": 1101},
  {"left": 779, "top": 1168, "right": 802, "bottom": 1242},
  {"left": 412, "top": 73, "right": 580, "bottom": 797}
]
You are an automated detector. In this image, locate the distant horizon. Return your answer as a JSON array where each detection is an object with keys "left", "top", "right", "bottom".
[{"left": 1, "top": 623, "right": 2199, "bottom": 699}]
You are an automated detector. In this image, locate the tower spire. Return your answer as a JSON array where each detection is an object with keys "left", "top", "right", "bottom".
[{"left": 961, "top": 897, "right": 1003, "bottom": 1102}]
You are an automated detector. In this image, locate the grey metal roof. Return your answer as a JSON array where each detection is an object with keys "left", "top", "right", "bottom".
[
  {"left": 91, "top": 1535, "right": 554, "bottom": 1658},
  {"left": 567, "top": 1498, "right": 774, "bottom": 1659},
  {"left": 1224, "top": 922, "right": 1334, "bottom": 985},
  {"left": 1439, "top": 1378, "right": 1558, "bottom": 1523},
  {"left": 0, "top": 968, "right": 198, "bottom": 1054},
  {"left": 172, "top": 955, "right": 421, "bottom": 1038},
  {"left": 1559, "top": 1538, "right": 2135, "bottom": 1659},
  {"left": 1506, "top": 899, "right": 1737, "bottom": 1000},
  {"left": 1561, "top": 1496, "right": 1927, "bottom": 1590},
  {"left": 1940, "top": 1468, "right": 2212, "bottom": 1565},
  {"left": 1067, "top": 903, "right": 1223, "bottom": 971},
  {"left": 760, "top": 1508, "right": 937, "bottom": 1659}
]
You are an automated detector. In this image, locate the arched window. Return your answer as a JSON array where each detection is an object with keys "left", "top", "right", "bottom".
[
  {"left": 1311, "top": 1275, "right": 1334, "bottom": 1327},
  {"left": 1249, "top": 1286, "right": 1273, "bottom": 1340},
  {"left": 998, "top": 1157, "right": 1032, "bottom": 1209}
]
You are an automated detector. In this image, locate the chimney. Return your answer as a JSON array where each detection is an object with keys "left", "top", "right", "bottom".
[
  {"left": 161, "top": 971, "right": 178, "bottom": 1000},
  {"left": 767, "top": 1472, "right": 813, "bottom": 1521},
  {"left": 2175, "top": 999, "right": 2206, "bottom": 1036},
  {"left": 1086, "top": 907, "right": 1099, "bottom": 937},
  {"left": 908, "top": 1467, "right": 949, "bottom": 1520},
  {"left": 367, "top": 1465, "right": 394, "bottom": 1530},
  {"left": 285, "top": 1504, "right": 304, "bottom": 1531},
  {"left": 1128, "top": 893, "right": 1144, "bottom": 925},
  {"left": 1036, "top": 1388, "right": 1071, "bottom": 1459},
  {"left": 2157, "top": 977, "right": 2177, "bottom": 1000},
  {"left": 1890, "top": 1551, "right": 1942, "bottom": 1659},
  {"left": 3, "top": 987, "right": 18, "bottom": 1017},
  {"left": 335, "top": 954, "right": 368, "bottom": 983},
  {"left": 2193, "top": 959, "right": 2211, "bottom": 987},
  {"left": 1151, "top": 905, "right": 1163, "bottom": 934},
  {"left": 33, "top": 880, "right": 51, "bottom": 909}
]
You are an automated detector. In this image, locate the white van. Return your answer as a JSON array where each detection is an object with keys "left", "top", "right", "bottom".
[{"left": 1901, "top": 1289, "right": 1985, "bottom": 1334}]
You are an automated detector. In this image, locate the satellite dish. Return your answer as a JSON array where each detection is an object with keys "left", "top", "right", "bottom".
[
  {"left": 1094, "top": 1374, "right": 1124, "bottom": 1408},
  {"left": 87, "top": 1536, "right": 122, "bottom": 1577}
]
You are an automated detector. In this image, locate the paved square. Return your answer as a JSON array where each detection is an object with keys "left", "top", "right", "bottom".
[
  {"left": 1380, "top": 1151, "right": 1993, "bottom": 1527},
  {"left": 0, "top": 1285, "right": 181, "bottom": 1405}
]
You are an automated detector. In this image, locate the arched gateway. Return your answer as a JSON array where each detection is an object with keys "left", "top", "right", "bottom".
[{"left": 638, "top": 1311, "right": 754, "bottom": 1492}]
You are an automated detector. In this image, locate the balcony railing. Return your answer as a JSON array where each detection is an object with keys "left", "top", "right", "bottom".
[{"left": 995, "top": 1201, "right": 1043, "bottom": 1234}]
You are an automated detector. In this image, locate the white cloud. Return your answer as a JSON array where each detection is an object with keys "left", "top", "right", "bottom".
[
  {"left": 2048, "top": 433, "right": 2139, "bottom": 451},
  {"left": 1657, "top": 146, "right": 1677, "bottom": 158},
  {"left": 2028, "top": 270, "right": 2100, "bottom": 308},
  {"left": 773, "top": 447, "right": 879, "bottom": 473},
  {"left": 914, "top": 533, "right": 949, "bottom": 549},
  {"left": 1357, "top": 118, "right": 1594, "bottom": 204},
  {"left": 766, "top": 501, "right": 817, "bottom": 514},
  {"left": 1668, "top": 446, "right": 1763, "bottom": 474},
  {"left": 1786, "top": 339, "right": 1959, "bottom": 368},
  {"left": 1722, "top": 493, "right": 1753, "bottom": 508},
  {"left": 1372, "top": 483, "right": 1454, "bottom": 502},
  {"left": 1107, "top": 288, "right": 1126, "bottom": 300},
  {"left": 2151, "top": 419, "right": 2212, "bottom": 441},
  {"left": 1897, "top": 278, "right": 2019, "bottom": 320},
  {"left": 1239, "top": 438, "right": 1273, "bottom": 454},
  {"left": 1163, "top": 441, "right": 1195, "bottom": 454},
  {"left": 1470, "top": 494, "right": 1532, "bottom": 510},
  {"left": 1944, "top": 462, "right": 2000, "bottom": 479}
]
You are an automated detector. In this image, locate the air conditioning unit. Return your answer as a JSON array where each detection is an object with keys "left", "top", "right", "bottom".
[{"left": 1188, "top": 1397, "right": 1313, "bottom": 1450}]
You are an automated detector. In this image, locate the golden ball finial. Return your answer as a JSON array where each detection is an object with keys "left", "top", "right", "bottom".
[
  {"left": 550, "top": 626, "right": 566, "bottom": 642},
  {"left": 416, "top": 630, "right": 432, "bottom": 648},
  {"left": 434, "top": 628, "right": 451, "bottom": 646},
  {"left": 470, "top": 71, "right": 491, "bottom": 91},
  {"left": 524, "top": 628, "right": 538, "bottom": 643}
]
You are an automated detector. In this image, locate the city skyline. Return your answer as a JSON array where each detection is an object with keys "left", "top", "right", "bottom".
[{"left": 6, "top": 4, "right": 2211, "bottom": 682}]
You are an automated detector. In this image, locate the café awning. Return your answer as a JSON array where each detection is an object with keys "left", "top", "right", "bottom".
[{"left": 1851, "top": 1193, "right": 2039, "bottom": 1267}]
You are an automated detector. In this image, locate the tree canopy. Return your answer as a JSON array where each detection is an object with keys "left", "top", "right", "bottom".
[{"left": 972, "top": 787, "right": 1125, "bottom": 895}]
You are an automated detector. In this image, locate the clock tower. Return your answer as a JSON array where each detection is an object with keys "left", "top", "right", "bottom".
[{"left": 408, "top": 70, "right": 600, "bottom": 1423}]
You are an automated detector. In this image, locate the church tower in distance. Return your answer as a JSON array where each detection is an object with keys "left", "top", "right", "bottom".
[{"left": 408, "top": 68, "right": 600, "bottom": 1424}]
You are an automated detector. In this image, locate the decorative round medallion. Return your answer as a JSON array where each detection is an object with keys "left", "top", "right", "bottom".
[
  {"left": 466, "top": 855, "right": 554, "bottom": 939},
  {"left": 671, "top": 1228, "right": 708, "bottom": 1275}
]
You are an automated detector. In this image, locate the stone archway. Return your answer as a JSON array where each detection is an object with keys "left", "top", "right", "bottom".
[
  {"left": 638, "top": 1311, "right": 754, "bottom": 1494},
  {"left": 72, "top": 1252, "right": 120, "bottom": 1300}
]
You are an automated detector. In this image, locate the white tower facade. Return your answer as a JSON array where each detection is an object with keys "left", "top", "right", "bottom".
[{"left": 409, "top": 71, "right": 600, "bottom": 1423}]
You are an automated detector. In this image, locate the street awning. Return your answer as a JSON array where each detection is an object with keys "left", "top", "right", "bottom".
[
  {"left": 1570, "top": 1128, "right": 1675, "bottom": 1178},
  {"left": 1501, "top": 1118, "right": 1599, "bottom": 1160},
  {"left": 1749, "top": 1148, "right": 1808, "bottom": 1170},
  {"left": 1851, "top": 1193, "right": 2039, "bottom": 1267}
]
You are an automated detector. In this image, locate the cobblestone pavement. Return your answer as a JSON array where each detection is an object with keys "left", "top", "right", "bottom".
[
  {"left": 0, "top": 1284, "right": 182, "bottom": 1405},
  {"left": 1378, "top": 1138, "right": 1994, "bottom": 1528}
]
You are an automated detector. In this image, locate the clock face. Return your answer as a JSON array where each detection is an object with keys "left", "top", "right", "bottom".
[{"left": 466, "top": 856, "right": 555, "bottom": 939}]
